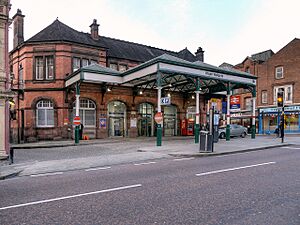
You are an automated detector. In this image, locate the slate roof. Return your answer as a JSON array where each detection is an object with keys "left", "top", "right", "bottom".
[
  {"left": 81, "top": 64, "right": 121, "bottom": 75},
  {"left": 251, "top": 50, "right": 274, "bottom": 62},
  {"left": 25, "top": 19, "right": 198, "bottom": 63},
  {"left": 27, "top": 20, "right": 106, "bottom": 48}
]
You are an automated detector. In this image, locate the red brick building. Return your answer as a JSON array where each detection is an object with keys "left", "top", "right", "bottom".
[
  {"left": 9, "top": 11, "right": 206, "bottom": 143},
  {"left": 230, "top": 39, "right": 300, "bottom": 133},
  {"left": 9, "top": 10, "right": 256, "bottom": 143}
]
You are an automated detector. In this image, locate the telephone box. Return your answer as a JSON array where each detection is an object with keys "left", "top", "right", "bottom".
[
  {"left": 181, "top": 119, "right": 187, "bottom": 136},
  {"left": 187, "top": 119, "right": 194, "bottom": 136}
]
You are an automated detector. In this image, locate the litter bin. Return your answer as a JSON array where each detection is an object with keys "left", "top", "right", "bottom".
[{"left": 199, "top": 131, "right": 213, "bottom": 152}]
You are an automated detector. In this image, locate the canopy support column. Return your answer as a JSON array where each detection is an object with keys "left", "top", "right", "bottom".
[
  {"left": 251, "top": 88, "right": 256, "bottom": 139},
  {"left": 75, "top": 82, "right": 80, "bottom": 144},
  {"left": 226, "top": 83, "right": 231, "bottom": 141},
  {"left": 195, "top": 78, "right": 200, "bottom": 143},
  {"left": 156, "top": 71, "right": 162, "bottom": 146}
]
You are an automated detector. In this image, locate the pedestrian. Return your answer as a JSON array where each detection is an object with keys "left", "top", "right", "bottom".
[{"left": 79, "top": 123, "right": 84, "bottom": 140}]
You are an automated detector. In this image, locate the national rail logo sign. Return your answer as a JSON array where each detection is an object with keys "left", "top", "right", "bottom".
[{"left": 230, "top": 95, "right": 240, "bottom": 110}]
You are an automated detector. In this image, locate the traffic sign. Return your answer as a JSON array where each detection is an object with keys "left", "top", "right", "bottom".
[
  {"left": 73, "top": 116, "right": 81, "bottom": 125},
  {"left": 154, "top": 112, "right": 163, "bottom": 124},
  {"left": 161, "top": 97, "right": 171, "bottom": 105}
]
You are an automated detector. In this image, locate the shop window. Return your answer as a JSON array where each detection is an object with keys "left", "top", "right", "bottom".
[
  {"left": 73, "top": 99, "right": 96, "bottom": 127},
  {"left": 108, "top": 101, "right": 126, "bottom": 137},
  {"left": 261, "top": 91, "right": 267, "bottom": 104},
  {"left": 35, "top": 56, "right": 55, "bottom": 81},
  {"left": 275, "top": 66, "right": 283, "bottom": 79},
  {"left": 36, "top": 100, "right": 54, "bottom": 127}
]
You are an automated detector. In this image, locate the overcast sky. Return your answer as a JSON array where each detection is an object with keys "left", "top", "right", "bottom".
[{"left": 9, "top": 0, "right": 300, "bottom": 66}]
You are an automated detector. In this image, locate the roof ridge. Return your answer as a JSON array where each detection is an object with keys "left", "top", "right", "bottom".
[{"left": 100, "top": 35, "right": 179, "bottom": 54}]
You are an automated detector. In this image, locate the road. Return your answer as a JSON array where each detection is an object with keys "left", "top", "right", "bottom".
[{"left": 0, "top": 146, "right": 299, "bottom": 225}]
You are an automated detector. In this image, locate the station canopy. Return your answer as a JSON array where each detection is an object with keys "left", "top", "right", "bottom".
[{"left": 65, "top": 54, "right": 257, "bottom": 94}]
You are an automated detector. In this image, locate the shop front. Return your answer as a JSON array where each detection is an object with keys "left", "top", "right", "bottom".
[
  {"left": 138, "top": 103, "right": 154, "bottom": 137},
  {"left": 258, "top": 105, "right": 300, "bottom": 134},
  {"left": 163, "top": 105, "right": 177, "bottom": 136},
  {"left": 108, "top": 101, "right": 127, "bottom": 137}
]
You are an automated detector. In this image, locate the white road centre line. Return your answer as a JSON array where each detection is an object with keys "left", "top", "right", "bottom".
[
  {"left": 173, "top": 157, "right": 195, "bottom": 161},
  {"left": 30, "top": 172, "right": 63, "bottom": 177},
  {"left": 85, "top": 167, "right": 111, "bottom": 171},
  {"left": 0, "top": 184, "right": 142, "bottom": 211},
  {"left": 196, "top": 161, "right": 276, "bottom": 176},
  {"left": 281, "top": 146, "right": 300, "bottom": 149},
  {"left": 134, "top": 161, "right": 156, "bottom": 166}
]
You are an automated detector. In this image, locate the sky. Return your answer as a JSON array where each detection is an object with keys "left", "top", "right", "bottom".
[{"left": 8, "top": 0, "right": 300, "bottom": 66}]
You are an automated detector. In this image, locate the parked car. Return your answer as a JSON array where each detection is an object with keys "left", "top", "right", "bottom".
[{"left": 218, "top": 124, "right": 247, "bottom": 139}]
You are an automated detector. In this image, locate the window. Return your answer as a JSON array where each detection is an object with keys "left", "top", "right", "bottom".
[
  {"left": 36, "top": 100, "right": 54, "bottom": 127},
  {"left": 110, "top": 63, "right": 118, "bottom": 71},
  {"left": 119, "top": 64, "right": 127, "bottom": 72},
  {"left": 287, "top": 86, "right": 292, "bottom": 101},
  {"left": 82, "top": 59, "right": 89, "bottom": 67},
  {"left": 35, "top": 57, "right": 44, "bottom": 80},
  {"left": 35, "top": 56, "right": 55, "bottom": 80},
  {"left": 275, "top": 66, "right": 283, "bottom": 79},
  {"left": 90, "top": 60, "right": 97, "bottom": 65},
  {"left": 245, "top": 97, "right": 252, "bottom": 110},
  {"left": 46, "top": 56, "right": 54, "bottom": 80},
  {"left": 261, "top": 91, "right": 268, "bottom": 104},
  {"left": 245, "top": 67, "right": 250, "bottom": 73},
  {"left": 274, "top": 85, "right": 293, "bottom": 104},
  {"left": 73, "top": 57, "right": 81, "bottom": 72},
  {"left": 19, "top": 64, "right": 24, "bottom": 88},
  {"left": 73, "top": 99, "right": 96, "bottom": 127}
]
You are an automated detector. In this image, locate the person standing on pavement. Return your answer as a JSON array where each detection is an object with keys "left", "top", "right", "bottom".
[{"left": 79, "top": 123, "right": 84, "bottom": 140}]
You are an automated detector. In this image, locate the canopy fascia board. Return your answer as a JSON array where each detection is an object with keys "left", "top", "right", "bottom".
[
  {"left": 158, "top": 63, "right": 256, "bottom": 86},
  {"left": 122, "top": 63, "right": 158, "bottom": 83},
  {"left": 65, "top": 73, "right": 81, "bottom": 87}
]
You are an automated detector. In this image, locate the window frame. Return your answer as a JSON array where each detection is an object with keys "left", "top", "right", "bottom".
[
  {"left": 275, "top": 66, "right": 284, "bottom": 79},
  {"left": 244, "top": 97, "right": 252, "bottom": 110},
  {"left": 273, "top": 85, "right": 293, "bottom": 105},
  {"left": 36, "top": 100, "right": 55, "bottom": 128},
  {"left": 73, "top": 99, "right": 96, "bottom": 128},
  {"left": 261, "top": 90, "right": 268, "bottom": 104},
  {"left": 34, "top": 55, "right": 55, "bottom": 81}
]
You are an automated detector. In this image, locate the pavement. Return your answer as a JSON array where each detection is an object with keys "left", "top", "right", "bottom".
[{"left": 0, "top": 134, "right": 299, "bottom": 180}]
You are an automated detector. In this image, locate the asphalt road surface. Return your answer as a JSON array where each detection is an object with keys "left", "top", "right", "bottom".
[{"left": 0, "top": 146, "right": 299, "bottom": 225}]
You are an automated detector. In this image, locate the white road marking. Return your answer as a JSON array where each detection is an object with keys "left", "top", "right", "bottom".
[
  {"left": 30, "top": 172, "right": 63, "bottom": 177},
  {"left": 173, "top": 157, "right": 195, "bottom": 161},
  {"left": 0, "top": 184, "right": 142, "bottom": 211},
  {"left": 134, "top": 161, "right": 156, "bottom": 166},
  {"left": 85, "top": 167, "right": 111, "bottom": 171},
  {"left": 196, "top": 161, "right": 276, "bottom": 176},
  {"left": 281, "top": 146, "right": 300, "bottom": 149}
]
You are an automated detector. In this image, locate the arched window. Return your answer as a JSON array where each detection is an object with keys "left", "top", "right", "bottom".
[
  {"left": 36, "top": 100, "right": 54, "bottom": 127},
  {"left": 73, "top": 99, "right": 96, "bottom": 127}
]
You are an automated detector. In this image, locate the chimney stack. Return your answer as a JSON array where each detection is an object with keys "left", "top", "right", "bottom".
[
  {"left": 90, "top": 19, "right": 99, "bottom": 40},
  {"left": 12, "top": 9, "right": 25, "bottom": 48},
  {"left": 195, "top": 47, "right": 204, "bottom": 62}
]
